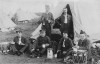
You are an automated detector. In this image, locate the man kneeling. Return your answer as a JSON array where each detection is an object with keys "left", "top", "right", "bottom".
[
  {"left": 12, "top": 30, "right": 29, "bottom": 56},
  {"left": 31, "top": 30, "right": 51, "bottom": 58}
]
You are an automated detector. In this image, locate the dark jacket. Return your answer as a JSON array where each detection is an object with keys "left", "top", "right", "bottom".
[
  {"left": 57, "top": 14, "right": 71, "bottom": 34},
  {"left": 35, "top": 36, "right": 51, "bottom": 49},
  {"left": 40, "top": 12, "right": 54, "bottom": 25},
  {"left": 78, "top": 38, "right": 90, "bottom": 50},
  {"left": 13, "top": 36, "right": 28, "bottom": 46},
  {"left": 57, "top": 14, "right": 71, "bottom": 25},
  {"left": 58, "top": 37, "right": 73, "bottom": 51}
]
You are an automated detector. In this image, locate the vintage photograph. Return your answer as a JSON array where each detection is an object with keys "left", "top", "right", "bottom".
[{"left": 0, "top": 0, "right": 100, "bottom": 64}]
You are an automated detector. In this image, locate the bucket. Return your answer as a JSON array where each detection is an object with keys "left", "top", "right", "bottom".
[{"left": 47, "top": 48, "right": 53, "bottom": 59}]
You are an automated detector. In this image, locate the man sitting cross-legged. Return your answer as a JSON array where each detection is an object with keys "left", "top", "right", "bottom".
[
  {"left": 56, "top": 32, "right": 73, "bottom": 58},
  {"left": 11, "top": 30, "right": 29, "bottom": 56},
  {"left": 30, "top": 29, "right": 51, "bottom": 58}
]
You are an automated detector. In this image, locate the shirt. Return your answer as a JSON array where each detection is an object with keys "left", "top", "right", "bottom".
[
  {"left": 64, "top": 15, "right": 68, "bottom": 23},
  {"left": 18, "top": 37, "right": 22, "bottom": 45},
  {"left": 62, "top": 39, "right": 65, "bottom": 47}
]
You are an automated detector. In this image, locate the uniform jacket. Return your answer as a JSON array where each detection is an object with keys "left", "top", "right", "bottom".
[
  {"left": 40, "top": 12, "right": 54, "bottom": 25},
  {"left": 13, "top": 36, "right": 28, "bottom": 46},
  {"left": 57, "top": 14, "right": 71, "bottom": 25},
  {"left": 35, "top": 36, "right": 51, "bottom": 49},
  {"left": 58, "top": 37, "right": 73, "bottom": 51},
  {"left": 78, "top": 38, "right": 90, "bottom": 50}
]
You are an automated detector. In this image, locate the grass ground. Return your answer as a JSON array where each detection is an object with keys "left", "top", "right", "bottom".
[
  {"left": 0, "top": 53, "right": 62, "bottom": 64},
  {"left": 0, "top": 21, "right": 62, "bottom": 64},
  {"left": 0, "top": 21, "right": 99, "bottom": 64}
]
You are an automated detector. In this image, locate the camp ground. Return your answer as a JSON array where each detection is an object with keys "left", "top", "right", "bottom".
[{"left": 0, "top": 0, "right": 100, "bottom": 64}]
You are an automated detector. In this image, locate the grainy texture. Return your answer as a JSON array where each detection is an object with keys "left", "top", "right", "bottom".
[
  {"left": 0, "top": 53, "right": 62, "bottom": 64},
  {"left": 0, "top": 22, "right": 62, "bottom": 64}
]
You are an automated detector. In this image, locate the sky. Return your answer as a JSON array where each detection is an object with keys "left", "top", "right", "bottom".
[{"left": 0, "top": 0, "right": 60, "bottom": 15}]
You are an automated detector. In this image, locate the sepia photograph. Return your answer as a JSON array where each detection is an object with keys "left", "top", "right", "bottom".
[{"left": 0, "top": 0, "right": 100, "bottom": 64}]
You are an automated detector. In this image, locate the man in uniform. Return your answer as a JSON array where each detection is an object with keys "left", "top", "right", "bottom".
[
  {"left": 57, "top": 8, "right": 71, "bottom": 36},
  {"left": 39, "top": 4, "right": 54, "bottom": 38},
  {"left": 13, "top": 30, "right": 29, "bottom": 56},
  {"left": 31, "top": 30, "right": 51, "bottom": 58},
  {"left": 57, "top": 32, "right": 73, "bottom": 58},
  {"left": 78, "top": 30, "right": 92, "bottom": 61}
]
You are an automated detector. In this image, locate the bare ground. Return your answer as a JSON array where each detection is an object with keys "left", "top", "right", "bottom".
[
  {"left": 0, "top": 53, "right": 62, "bottom": 64},
  {"left": 0, "top": 22, "right": 99, "bottom": 64}
]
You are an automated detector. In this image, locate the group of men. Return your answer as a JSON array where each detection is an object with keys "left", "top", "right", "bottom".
[
  {"left": 9, "top": 4, "right": 92, "bottom": 62},
  {"left": 12, "top": 29, "right": 73, "bottom": 58},
  {"left": 11, "top": 28, "right": 91, "bottom": 60}
]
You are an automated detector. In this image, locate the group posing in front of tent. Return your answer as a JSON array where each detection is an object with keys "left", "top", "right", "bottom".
[{"left": 8, "top": 4, "right": 93, "bottom": 63}]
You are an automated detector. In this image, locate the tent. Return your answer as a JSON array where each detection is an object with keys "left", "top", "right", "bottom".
[
  {"left": 1, "top": 0, "right": 100, "bottom": 40},
  {"left": 31, "top": 0, "right": 100, "bottom": 41},
  {"left": 14, "top": 9, "right": 39, "bottom": 22},
  {"left": 0, "top": 11, "right": 16, "bottom": 32}
]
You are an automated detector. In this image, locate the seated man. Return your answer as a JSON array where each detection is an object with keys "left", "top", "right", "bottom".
[
  {"left": 78, "top": 31, "right": 92, "bottom": 61},
  {"left": 12, "top": 30, "right": 29, "bottom": 56},
  {"left": 31, "top": 30, "right": 51, "bottom": 58},
  {"left": 78, "top": 31, "right": 90, "bottom": 50},
  {"left": 57, "top": 32, "right": 73, "bottom": 58}
]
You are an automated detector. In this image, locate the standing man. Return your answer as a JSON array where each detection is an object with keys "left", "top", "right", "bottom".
[
  {"left": 57, "top": 32, "right": 73, "bottom": 58},
  {"left": 40, "top": 4, "right": 54, "bottom": 38},
  {"left": 13, "top": 30, "right": 29, "bottom": 56},
  {"left": 57, "top": 8, "right": 71, "bottom": 36}
]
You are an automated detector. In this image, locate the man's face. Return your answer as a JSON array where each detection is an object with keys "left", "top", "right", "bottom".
[
  {"left": 63, "top": 8, "right": 67, "bottom": 15},
  {"left": 40, "top": 32, "right": 46, "bottom": 37},
  {"left": 45, "top": 5, "right": 50, "bottom": 13},
  {"left": 18, "top": 32, "right": 22, "bottom": 37},
  {"left": 81, "top": 34, "right": 86, "bottom": 40},
  {"left": 63, "top": 33, "right": 68, "bottom": 38}
]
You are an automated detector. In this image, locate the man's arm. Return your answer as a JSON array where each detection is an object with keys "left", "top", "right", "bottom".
[
  {"left": 78, "top": 39, "right": 81, "bottom": 47},
  {"left": 50, "top": 13, "right": 55, "bottom": 24},
  {"left": 34, "top": 37, "right": 42, "bottom": 49},
  {"left": 69, "top": 38, "right": 74, "bottom": 48},
  {"left": 20, "top": 37, "right": 28, "bottom": 52},
  {"left": 56, "top": 16, "right": 62, "bottom": 25},
  {"left": 67, "top": 14, "right": 71, "bottom": 21},
  {"left": 57, "top": 38, "right": 63, "bottom": 51},
  {"left": 47, "top": 36, "right": 51, "bottom": 45},
  {"left": 86, "top": 39, "right": 91, "bottom": 50},
  {"left": 38, "top": 14, "right": 44, "bottom": 24},
  {"left": 13, "top": 36, "right": 18, "bottom": 45}
]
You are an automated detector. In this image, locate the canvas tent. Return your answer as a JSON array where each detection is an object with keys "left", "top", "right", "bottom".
[
  {"left": 0, "top": 11, "right": 16, "bottom": 32},
  {"left": 31, "top": 0, "right": 100, "bottom": 41},
  {"left": 14, "top": 9, "right": 39, "bottom": 22},
  {"left": 1, "top": 0, "right": 100, "bottom": 40}
]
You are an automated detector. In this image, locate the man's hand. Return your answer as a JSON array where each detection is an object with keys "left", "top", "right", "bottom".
[
  {"left": 54, "top": 54, "right": 57, "bottom": 58},
  {"left": 31, "top": 49, "right": 35, "bottom": 52},
  {"left": 19, "top": 43, "right": 25, "bottom": 45},
  {"left": 57, "top": 50, "right": 61, "bottom": 53},
  {"left": 42, "top": 44, "right": 46, "bottom": 48},
  {"left": 48, "top": 20, "right": 51, "bottom": 23},
  {"left": 63, "top": 51, "right": 66, "bottom": 54}
]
